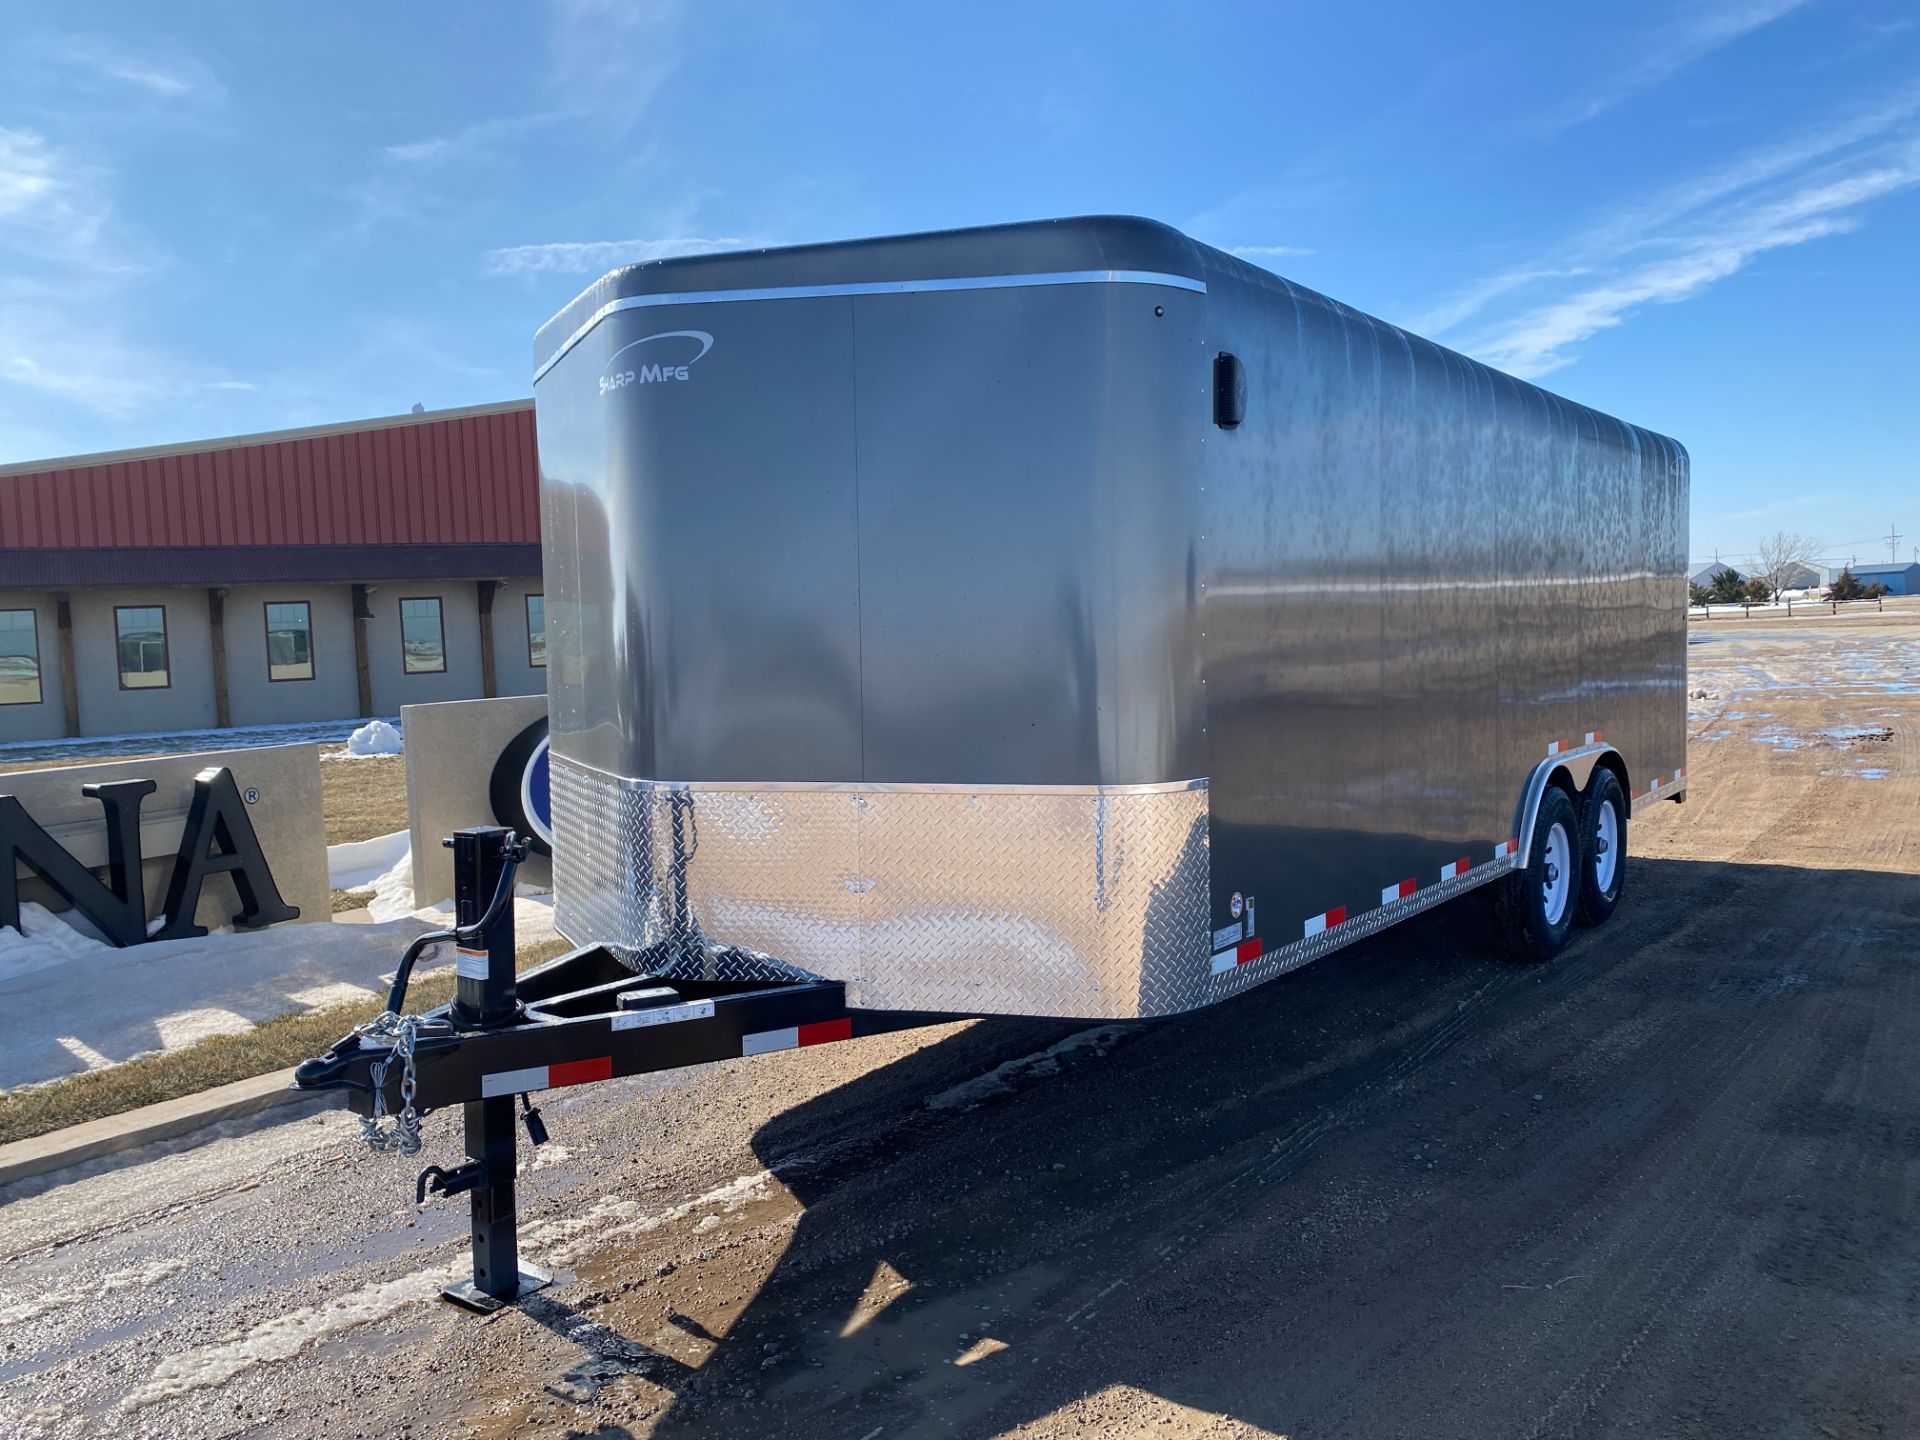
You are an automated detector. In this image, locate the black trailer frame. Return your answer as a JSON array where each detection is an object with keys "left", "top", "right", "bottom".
[{"left": 296, "top": 826, "right": 948, "bottom": 1310}]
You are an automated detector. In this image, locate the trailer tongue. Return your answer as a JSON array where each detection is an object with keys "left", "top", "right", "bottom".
[{"left": 295, "top": 825, "right": 946, "bottom": 1310}]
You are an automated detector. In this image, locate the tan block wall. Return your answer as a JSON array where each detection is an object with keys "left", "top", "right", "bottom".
[{"left": 403, "top": 694, "right": 550, "bottom": 907}]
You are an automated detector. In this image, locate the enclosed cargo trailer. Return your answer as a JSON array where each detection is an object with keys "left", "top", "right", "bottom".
[
  {"left": 300, "top": 217, "right": 1687, "bottom": 1306},
  {"left": 535, "top": 215, "right": 1688, "bottom": 1015}
]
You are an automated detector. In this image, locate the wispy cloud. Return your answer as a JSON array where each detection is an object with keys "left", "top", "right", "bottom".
[
  {"left": 384, "top": 112, "right": 566, "bottom": 166},
  {"left": 1405, "top": 268, "right": 1591, "bottom": 338},
  {"left": 548, "top": 0, "right": 685, "bottom": 131},
  {"left": 46, "top": 36, "right": 223, "bottom": 103},
  {"left": 482, "top": 235, "right": 757, "bottom": 276},
  {"left": 1412, "top": 80, "right": 1920, "bottom": 378},
  {"left": 1461, "top": 141, "right": 1920, "bottom": 378},
  {"left": 1547, "top": 0, "right": 1813, "bottom": 131},
  {"left": 0, "top": 129, "right": 244, "bottom": 423}
]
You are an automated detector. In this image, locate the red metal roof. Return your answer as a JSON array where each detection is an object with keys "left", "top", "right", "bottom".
[{"left": 0, "top": 400, "right": 537, "bottom": 552}]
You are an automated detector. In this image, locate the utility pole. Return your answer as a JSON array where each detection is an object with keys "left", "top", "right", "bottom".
[{"left": 1886, "top": 522, "right": 1904, "bottom": 563}]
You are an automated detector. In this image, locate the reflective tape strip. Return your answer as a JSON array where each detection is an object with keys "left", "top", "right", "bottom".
[
  {"left": 1211, "top": 936, "right": 1266, "bottom": 975},
  {"left": 1648, "top": 776, "right": 1661, "bottom": 792},
  {"left": 743, "top": 1017, "right": 853, "bottom": 1056},
  {"left": 1675, "top": 766, "right": 1686, "bottom": 779},
  {"left": 481, "top": 1065, "right": 549, "bottom": 1098},
  {"left": 482, "top": 1056, "right": 614, "bottom": 1096},
  {"left": 1547, "top": 739, "right": 1568, "bottom": 757},
  {"left": 1493, "top": 838, "right": 1518, "bottom": 860},
  {"left": 1440, "top": 857, "right": 1471, "bottom": 881},
  {"left": 1381, "top": 877, "right": 1417, "bottom": 905},
  {"left": 1584, "top": 730, "right": 1604, "bottom": 744},
  {"left": 549, "top": 1056, "right": 613, "bottom": 1088},
  {"left": 1303, "top": 907, "right": 1347, "bottom": 939}
]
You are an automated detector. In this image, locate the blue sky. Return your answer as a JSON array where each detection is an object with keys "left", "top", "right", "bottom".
[{"left": 2, "top": 1, "right": 1916, "bottom": 573}]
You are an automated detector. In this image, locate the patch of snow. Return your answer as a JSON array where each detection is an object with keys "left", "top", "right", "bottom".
[
  {"left": 328, "top": 828, "right": 411, "bottom": 891},
  {"left": 926, "top": 1025, "right": 1132, "bottom": 1113},
  {"left": 0, "top": 1256, "right": 189, "bottom": 1327},
  {"left": 0, "top": 913, "right": 432, "bottom": 1090},
  {"left": 327, "top": 718, "right": 404, "bottom": 760},
  {"left": 363, "top": 852, "right": 418, "bottom": 923},
  {"left": 0, "top": 903, "right": 111, "bottom": 979},
  {"left": 0, "top": 716, "right": 399, "bottom": 768}
]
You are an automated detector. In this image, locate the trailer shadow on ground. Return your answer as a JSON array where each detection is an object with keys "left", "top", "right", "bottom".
[{"left": 577, "top": 853, "right": 1920, "bottom": 1439}]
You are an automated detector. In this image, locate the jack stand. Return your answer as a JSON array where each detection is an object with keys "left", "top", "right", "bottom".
[
  {"left": 438, "top": 1094, "right": 551, "bottom": 1313},
  {"left": 434, "top": 826, "right": 551, "bottom": 1313}
]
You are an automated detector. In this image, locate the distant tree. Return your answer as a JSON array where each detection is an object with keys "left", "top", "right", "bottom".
[
  {"left": 1708, "top": 567, "right": 1748, "bottom": 604},
  {"left": 1743, "top": 577, "right": 1774, "bottom": 603},
  {"left": 1829, "top": 567, "right": 1867, "bottom": 601},
  {"left": 1866, "top": 581, "right": 1890, "bottom": 599},
  {"left": 1754, "top": 530, "right": 1819, "bottom": 596},
  {"left": 1688, "top": 580, "right": 1711, "bottom": 606}
]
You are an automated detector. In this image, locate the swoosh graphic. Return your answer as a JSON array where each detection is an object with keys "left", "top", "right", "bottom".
[{"left": 602, "top": 329, "right": 714, "bottom": 375}]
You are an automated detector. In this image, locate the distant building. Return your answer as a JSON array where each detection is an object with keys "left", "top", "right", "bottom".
[
  {"left": 0, "top": 400, "right": 544, "bottom": 743},
  {"left": 1848, "top": 561, "right": 1920, "bottom": 596},
  {"left": 1689, "top": 562, "right": 1737, "bottom": 589}
]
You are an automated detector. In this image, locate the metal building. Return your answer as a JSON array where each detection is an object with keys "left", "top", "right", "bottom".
[{"left": 0, "top": 400, "right": 545, "bottom": 743}]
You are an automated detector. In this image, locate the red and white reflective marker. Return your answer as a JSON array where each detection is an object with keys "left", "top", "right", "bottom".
[
  {"left": 742, "top": 1017, "right": 853, "bottom": 1056},
  {"left": 1381, "top": 877, "right": 1417, "bottom": 905},
  {"left": 1209, "top": 936, "right": 1265, "bottom": 974},
  {"left": 1303, "top": 907, "right": 1347, "bottom": 939},
  {"left": 1584, "top": 730, "right": 1604, "bottom": 744},
  {"left": 1493, "top": 837, "right": 1518, "bottom": 860},
  {"left": 1547, "top": 739, "right": 1570, "bottom": 757},
  {"left": 1440, "top": 856, "right": 1471, "bottom": 882},
  {"left": 482, "top": 1055, "right": 613, "bottom": 1098}
]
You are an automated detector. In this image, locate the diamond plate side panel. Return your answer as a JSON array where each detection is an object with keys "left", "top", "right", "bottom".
[{"left": 549, "top": 758, "right": 1213, "bottom": 1018}]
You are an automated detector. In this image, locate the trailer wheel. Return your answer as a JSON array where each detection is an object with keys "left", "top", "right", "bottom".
[
  {"left": 1496, "top": 786, "right": 1582, "bottom": 962},
  {"left": 1576, "top": 769, "right": 1628, "bottom": 926}
]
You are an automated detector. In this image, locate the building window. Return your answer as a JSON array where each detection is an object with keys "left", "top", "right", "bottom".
[
  {"left": 115, "top": 605, "right": 171, "bottom": 690},
  {"left": 0, "top": 609, "right": 41, "bottom": 706},
  {"left": 265, "top": 601, "right": 315, "bottom": 681},
  {"left": 526, "top": 593, "right": 546, "bottom": 667},
  {"left": 400, "top": 597, "right": 446, "bottom": 674}
]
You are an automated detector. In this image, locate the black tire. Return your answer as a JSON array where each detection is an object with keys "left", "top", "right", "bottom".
[
  {"left": 1494, "top": 785, "right": 1583, "bottom": 962},
  {"left": 1576, "top": 768, "right": 1628, "bottom": 926}
]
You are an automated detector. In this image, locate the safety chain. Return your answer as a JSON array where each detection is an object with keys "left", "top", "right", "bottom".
[{"left": 357, "top": 1012, "right": 424, "bottom": 1156}]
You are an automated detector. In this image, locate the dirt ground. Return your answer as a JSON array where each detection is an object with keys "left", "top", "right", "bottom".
[{"left": 1, "top": 614, "right": 1915, "bottom": 1439}]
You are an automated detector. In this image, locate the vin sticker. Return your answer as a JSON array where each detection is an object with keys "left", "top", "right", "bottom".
[{"left": 1212, "top": 921, "right": 1244, "bottom": 950}]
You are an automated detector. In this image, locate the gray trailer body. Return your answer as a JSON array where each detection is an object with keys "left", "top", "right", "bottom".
[{"left": 532, "top": 217, "right": 1688, "bottom": 1020}]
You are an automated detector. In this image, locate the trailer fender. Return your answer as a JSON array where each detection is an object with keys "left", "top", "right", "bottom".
[{"left": 1511, "top": 744, "right": 1626, "bottom": 868}]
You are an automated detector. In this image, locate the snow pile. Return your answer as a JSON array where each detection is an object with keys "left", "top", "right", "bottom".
[
  {"left": 0, "top": 903, "right": 111, "bottom": 980},
  {"left": 363, "top": 852, "right": 419, "bottom": 923},
  {"left": 327, "top": 829, "right": 410, "bottom": 891},
  {"left": 329, "top": 719, "right": 404, "bottom": 760}
]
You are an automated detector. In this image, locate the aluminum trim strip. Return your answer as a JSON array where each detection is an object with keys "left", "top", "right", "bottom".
[
  {"left": 533, "top": 269, "right": 1209, "bottom": 381},
  {"left": 549, "top": 755, "right": 1208, "bottom": 797}
]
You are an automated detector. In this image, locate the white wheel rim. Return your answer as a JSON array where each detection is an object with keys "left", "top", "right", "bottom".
[
  {"left": 1594, "top": 799, "right": 1619, "bottom": 894},
  {"left": 1543, "top": 821, "right": 1572, "bottom": 926}
]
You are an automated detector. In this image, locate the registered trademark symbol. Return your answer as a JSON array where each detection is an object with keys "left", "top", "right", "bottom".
[{"left": 243, "top": 787, "right": 260, "bottom": 805}]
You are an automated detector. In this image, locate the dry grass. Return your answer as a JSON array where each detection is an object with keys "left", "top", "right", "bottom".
[
  {"left": 0, "top": 936, "right": 575, "bottom": 1147},
  {"left": 317, "top": 749, "right": 410, "bottom": 845}
]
